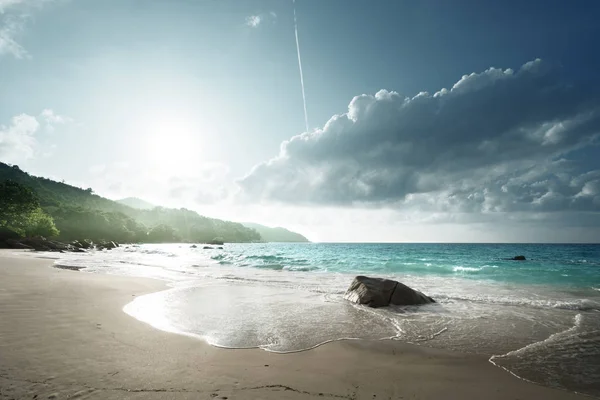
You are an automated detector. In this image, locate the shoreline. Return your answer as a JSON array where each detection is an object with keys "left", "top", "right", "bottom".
[{"left": 0, "top": 250, "right": 592, "bottom": 399}]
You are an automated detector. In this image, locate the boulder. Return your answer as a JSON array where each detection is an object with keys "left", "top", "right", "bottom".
[
  {"left": 511, "top": 255, "right": 526, "bottom": 261},
  {"left": 47, "top": 240, "right": 69, "bottom": 251},
  {"left": 344, "top": 276, "right": 435, "bottom": 308},
  {"left": 344, "top": 276, "right": 398, "bottom": 308},
  {"left": 97, "top": 241, "right": 118, "bottom": 250},
  {"left": 68, "top": 245, "right": 86, "bottom": 253},
  {"left": 203, "top": 246, "right": 214, "bottom": 250},
  {"left": 0, "top": 227, "right": 21, "bottom": 248},
  {"left": 190, "top": 244, "right": 197, "bottom": 248},
  {"left": 389, "top": 282, "right": 435, "bottom": 306},
  {"left": 19, "top": 237, "right": 54, "bottom": 251},
  {"left": 5, "top": 239, "right": 33, "bottom": 250},
  {"left": 71, "top": 240, "right": 83, "bottom": 248}
]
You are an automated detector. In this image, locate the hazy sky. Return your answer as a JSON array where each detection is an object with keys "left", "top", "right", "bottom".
[{"left": 1, "top": 0, "right": 600, "bottom": 242}]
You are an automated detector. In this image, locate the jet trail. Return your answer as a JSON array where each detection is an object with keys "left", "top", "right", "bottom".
[{"left": 293, "top": 0, "right": 309, "bottom": 133}]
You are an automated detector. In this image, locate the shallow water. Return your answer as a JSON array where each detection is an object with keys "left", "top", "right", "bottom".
[{"left": 31, "top": 242, "right": 600, "bottom": 396}]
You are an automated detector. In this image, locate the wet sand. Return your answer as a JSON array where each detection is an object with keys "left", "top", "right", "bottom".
[{"left": 0, "top": 251, "right": 590, "bottom": 399}]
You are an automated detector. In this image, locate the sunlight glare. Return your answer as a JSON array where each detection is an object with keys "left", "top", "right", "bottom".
[{"left": 140, "top": 112, "right": 200, "bottom": 171}]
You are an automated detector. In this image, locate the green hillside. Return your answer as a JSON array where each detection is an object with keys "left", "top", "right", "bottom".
[
  {"left": 119, "top": 196, "right": 310, "bottom": 243},
  {"left": 0, "top": 162, "right": 260, "bottom": 243},
  {"left": 242, "top": 222, "right": 309, "bottom": 243}
]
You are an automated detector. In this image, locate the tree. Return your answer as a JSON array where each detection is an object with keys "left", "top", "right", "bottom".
[
  {"left": 24, "top": 209, "right": 60, "bottom": 237},
  {"left": 147, "top": 224, "right": 180, "bottom": 243},
  {"left": 0, "top": 180, "right": 39, "bottom": 226},
  {"left": 0, "top": 180, "right": 59, "bottom": 237},
  {"left": 0, "top": 180, "right": 40, "bottom": 235}
]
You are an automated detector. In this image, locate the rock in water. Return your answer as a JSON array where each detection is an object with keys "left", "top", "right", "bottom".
[
  {"left": 389, "top": 282, "right": 435, "bottom": 306},
  {"left": 512, "top": 255, "right": 526, "bottom": 261},
  {"left": 344, "top": 276, "right": 435, "bottom": 308},
  {"left": 344, "top": 276, "right": 398, "bottom": 308}
]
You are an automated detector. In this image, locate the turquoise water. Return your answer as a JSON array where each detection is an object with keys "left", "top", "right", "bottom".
[
  {"left": 37, "top": 242, "right": 600, "bottom": 396},
  {"left": 214, "top": 243, "right": 600, "bottom": 288}
]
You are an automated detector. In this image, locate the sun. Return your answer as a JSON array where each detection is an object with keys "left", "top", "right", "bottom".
[{"left": 140, "top": 112, "right": 199, "bottom": 169}]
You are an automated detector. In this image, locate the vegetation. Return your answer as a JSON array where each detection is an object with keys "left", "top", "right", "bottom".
[
  {"left": 242, "top": 223, "right": 309, "bottom": 243},
  {"left": 0, "top": 162, "right": 309, "bottom": 244},
  {"left": 0, "top": 180, "right": 59, "bottom": 238},
  {"left": 0, "top": 162, "right": 260, "bottom": 243}
]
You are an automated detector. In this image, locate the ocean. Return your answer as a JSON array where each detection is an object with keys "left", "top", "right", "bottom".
[{"left": 33, "top": 243, "right": 600, "bottom": 396}]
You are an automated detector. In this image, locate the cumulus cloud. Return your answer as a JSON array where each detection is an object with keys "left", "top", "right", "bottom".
[
  {"left": 40, "top": 109, "right": 71, "bottom": 131},
  {"left": 245, "top": 11, "right": 276, "bottom": 28},
  {"left": 0, "top": 109, "right": 70, "bottom": 164},
  {"left": 239, "top": 59, "right": 600, "bottom": 221},
  {"left": 0, "top": 113, "right": 39, "bottom": 163}
]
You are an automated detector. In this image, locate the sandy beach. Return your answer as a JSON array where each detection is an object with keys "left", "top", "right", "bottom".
[{"left": 0, "top": 251, "right": 591, "bottom": 400}]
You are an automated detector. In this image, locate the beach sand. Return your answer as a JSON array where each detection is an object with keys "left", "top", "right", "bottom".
[{"left": 0, "top": 251, "right": 590, "bottom": 400}]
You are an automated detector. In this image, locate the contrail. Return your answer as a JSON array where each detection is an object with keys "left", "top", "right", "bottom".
[{"left": 293, "top": 0, "right": 309, "bottom": 133}]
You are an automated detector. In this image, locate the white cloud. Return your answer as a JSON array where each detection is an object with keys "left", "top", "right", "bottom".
[
  {"left": 40, "top": 109, "right": 72, "bottom": 131},
  {"left": 0, "top": 113, "right": 39, "bottom": 164},
  {"left": 245, "top": 11, "right": 276, "bottom": 28},
  {"left": 246, "top": 15, "right": 261, "bottom": 28},
  {"left": 0, "top": 13, "right": 27, "bottom": 58},
  {"left": 238, "top": 59, "right": 600, "bottom": 230},
  {"left": 0, "top": 109, "right": 71, "bottom": 164},
  {"left": 0, "top": 0, "right": 26, "bottom": 13},
  {"left": 0, "top": 0, "right": 55, "bottom": 58}
]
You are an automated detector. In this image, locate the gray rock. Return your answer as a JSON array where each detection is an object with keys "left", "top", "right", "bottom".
[
  {"left": 344, "top": 276, "right": 400, "bottom": 308},
  {"left": 389, "top": 281, "right": 435, "bottom": 306},
  {"left": 344, "top": 276, "right": 435, "bottom": 308},
  {"left": 511, "top": 255, "right": 526, "bottom": 261},
  {"left": 96, "top": 241, "right": 119, "bottom": 250},
  {"left": 5, "top": 239, "right": 33, "bottom": 250},
  {"left": 0, "top": 227, "right": 20, "bottom": 247},
  {"left": 19, "top": 237, "right": 55, "bottom": 251}
]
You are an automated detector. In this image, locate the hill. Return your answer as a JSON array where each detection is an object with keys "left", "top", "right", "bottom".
[
  {"left": 116, "top": 197, "right": 155, "bottom": 210},
  {"left": 242, "top": 223, "right": 309, "bottom": 243},
  {"left": 0, "top": 162, "right": 261, "bottom": 243},
  {"left": 116, "top": 196, "right": 310, "bottom": 243}
]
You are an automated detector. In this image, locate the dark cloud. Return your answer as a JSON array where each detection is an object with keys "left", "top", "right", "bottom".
[{"left": 239, "top": 59, "right": 600, "bottom": 220}]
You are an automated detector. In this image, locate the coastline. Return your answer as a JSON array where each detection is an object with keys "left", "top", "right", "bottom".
[{"left": 0, "top": 251, "right": 591, "bottom": 400}]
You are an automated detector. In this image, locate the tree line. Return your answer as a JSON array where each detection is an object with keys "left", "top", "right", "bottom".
[{"left": 0, "top": 163, "right": 261, "bottom": 243}]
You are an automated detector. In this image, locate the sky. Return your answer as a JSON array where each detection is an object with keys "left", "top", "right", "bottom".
[{"left": 1, "top": 0, "right": 600, "bottom": 242}]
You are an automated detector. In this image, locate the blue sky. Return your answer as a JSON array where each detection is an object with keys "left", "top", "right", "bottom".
[{"left": 1, "top": 0, "right": 599, "bottom": 242}]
